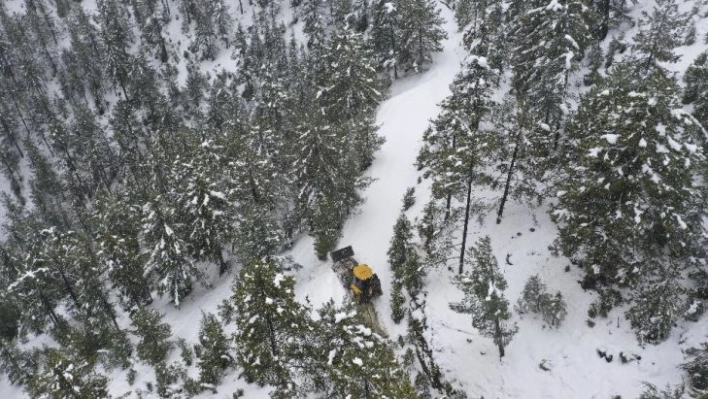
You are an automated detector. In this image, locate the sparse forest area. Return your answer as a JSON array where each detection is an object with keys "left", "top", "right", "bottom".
[{"left": 0, "top": 0, "right": 707, "bottom": 397}]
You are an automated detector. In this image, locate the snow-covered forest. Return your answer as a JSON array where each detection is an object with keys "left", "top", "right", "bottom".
[{"left": 0, "top": 0, "right": 708, "bottom": 397}]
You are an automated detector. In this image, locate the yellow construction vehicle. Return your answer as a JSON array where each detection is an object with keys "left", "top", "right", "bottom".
[{"left": 331, "top": 246, "right": 383, "bottom": 303}]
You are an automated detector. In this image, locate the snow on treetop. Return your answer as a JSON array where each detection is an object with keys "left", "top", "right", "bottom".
[
  {"left": 545, "top": 0, "right": 564, "bottom": 12},
  {"left": 274, "top": 273, "right": 285, "bottom": 288},
  {"left": 384, "top": 2, "right": 395, "bottom": 13},
  {"left": 352, "top": 357, "right": 363, "bottom": 367},
  {"left": 601, "top": 134, "right": 620, "bottom": 144}
]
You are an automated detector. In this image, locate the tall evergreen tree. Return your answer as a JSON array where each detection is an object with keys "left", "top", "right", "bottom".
[
  {"left": 197, "top": 313, "right": 232, "bottom": 385},
  {"left": 551, "top": 64, "right": 706, "bottom": 338},
  {"left": 231, "top": 258, "right": 312, "bottom": 388},
  {"left": 396, "top": 0, "right": 447, "bottom": 73},
  {"left": 313, "top": 300, "right": 419, "bottom": 398},
  {"left": 450, "top": 236, "right": 517, "bottom": 358},
  {"left": 629, "top": 0, "right": 688, "bottom": 78}
]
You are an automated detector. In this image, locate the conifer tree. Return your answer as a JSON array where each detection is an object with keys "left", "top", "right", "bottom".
[
  {"left": 231, "top": 258, "right": 312, "bottom": 387},
  {"left": 197, "top": 313, "right": 232, "bottom": 385},
  {"left": 139, "top": 194, "right": 202, "bottom": 307},
  {"left": 510, "top": 0, "right": 596, "bottom": 153},
  {"left": 396, "top": 0, "right": 447, "bottom": 73},
  {"left": 417, "top": 55, "right": 497, "bottom": 272},
  {"left": 552, "top": 63, "right": 706, "bottom": 297},
  {"left": 683, "top": 51, "right": 708, "bottom": 128},
  {"left": 131, "top": 308, "right": 173, "bottom": 366},
  {"left": 630, "top": 0, "right": 688, "bottom": 78},
  {"left": 27, "top": 348, "right": 111, "bottom": 399},
  {"left": 313, "top": 300, "right": 419, "bottom": 398},
  {"left": 450, "top": 236, "right": 517, "bottom": 358}
]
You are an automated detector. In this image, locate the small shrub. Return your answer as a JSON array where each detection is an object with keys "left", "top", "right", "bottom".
[
  {"left": 177, "top": 338, "right": 193, "bottom": 366},
  {"left": 402, "top": 187, "right": 416, "bottom": 211},
  {"left": 516, "top": 275, "right": 567, "bottom": 328},
  {"left": 637, "top": 382, "right": 685, "bottom": 399}
]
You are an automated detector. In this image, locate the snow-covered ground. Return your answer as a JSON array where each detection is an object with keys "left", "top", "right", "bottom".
[{"left": 2, "top": 0, "right": 708, "bottom": 398}]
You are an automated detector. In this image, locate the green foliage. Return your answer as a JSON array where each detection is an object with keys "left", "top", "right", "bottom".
[
  {"left": 683, "top": 51, "right": 708, "bottom": 129},
  {"left": 552, "top": 62, "right": 706, "bottom": 315},
  {"left": 516, "top": 275, "right": 567, "bottom": 328},
  {"left": 27, "top": 348, "right": 111, "bottom": 399},
  {"left": 402, "top": 187, "right": 416, "bottom": 211},
  {"left": 450, "top": 236, "right": 517, "bottom": 358},
  {"left": 391, "top": 282, "right": 406, "bottom": 324},
  {"left": 231, "top": 258, "right": 312, "bottom": 387},
  {"left": 682, "top": 343, "right": 708, "bottom": 391},
  {"left": 131, "top": 308, "right": 173, "bottom": 366},
  {"left": 630, "top": 0, "right": 689, "bottom": 77},
  {"left": 625, "top": 267, "right": 686, "bottom": 346},
  {"left": 197, "top": 313, "right": 232, "bottom": 385},
  {"left": 313, "top": 301, "right": 419, "bottom": 398},
  {"left": 637, "top": 382, "right": 685, "bottom": 399},
  {"left": 388, "top": 212, "right": 423, "bottom": 295}
]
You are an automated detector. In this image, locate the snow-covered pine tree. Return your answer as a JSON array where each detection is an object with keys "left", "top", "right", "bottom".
[
  {"left": 417, "top": 55, "right": 497, "bottom": 272},
  {"left": 683, "top": 51, "right": 708, "bottom": 129},
  {"left": 370, "top": 0, "right": 400, "bottom": 77},
  {"left": 552, "top": 63, "right": 706, "bottom": 292},
  {"left": 552, "top": 64, "right": 706, "bottom": 340},
  {"left": 197, "top": 313, "right": 232, "bottom": 385},
  {"left": 169, "top": 138, "right": 233, "bottom": 274},
  {"left": 319, "top": 29, "right": 385, "bottom": 122},
  {"left": 96, "top": 0, "right": 134, "bottom": 99},
  {"left": 231, "top": 258, "right": 312, "bottom": 389},
  {"left": 510, "top": 0, "right": 596, "bottom": 156},
  {"left": 292, "top": 110, "right": 367, "bottom": 260},
  {"left": 450, "top": 236, "right": 517, "bottom": 358},
  {"left": 139, "top": 194, "right": 202, "bottom": 307},
  {"left": 416, "top": 199, "right": 458, "bottom": 269},
  {"left": 388, "top": 212, "right": 423, "bottom": 296},
  {"left": 396, "top": 0, "right": 447, "bottom": 73},
  {"left": 130, "top": 308, "right": 173, "bottom": 366},
  {"left": 312, "top": 300, "right": 419, "bottom": 398},
  {"left": 629, "top": 0, "right": 688, "bottom": 79},
  {"left": 27, "top": 348, "right": 111, "bottom": 399},
  {"left": 625, "top": 261, "right": 686, "bottom": 345}
]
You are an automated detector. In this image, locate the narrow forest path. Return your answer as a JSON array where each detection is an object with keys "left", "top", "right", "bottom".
[{"left": 293, "top": 2, "right": 465, "bottom": 338}]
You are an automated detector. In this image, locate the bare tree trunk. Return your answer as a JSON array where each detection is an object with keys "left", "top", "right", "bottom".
[
  {"left": 458, "top": 165, "right": 474, "bottom": 274},
  {"left": 497, "top": 135, "right": 519, "bottom": 224}
]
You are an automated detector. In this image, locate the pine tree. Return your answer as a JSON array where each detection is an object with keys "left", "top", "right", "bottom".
[
  {"left": 27, "top": 348, "right": 111, "bottom": 399},
  {"left": 388, "top": 212, "right": 422, "bottom": 296},
  {"left": 683, "top": 51, "right": 708, "bottom": 129},
  {"left": 417, "top": 55, "right": 497, "bottom": 272},
  {"left": 313, "top": 300, "right": 419, "bottom": 398},
  {"left": 197, "top": 313, "right": 232, "bottom": 385},
  {"left": 396, "top": 0, "right": 447, "bottom": 73},
  {"left": 510, "top": 0, "right": 596, "bottom": 152},
  {"left": 292, "top": 111, "right": 368, "bottom": 260},
  {"left": 93, "top": 193, "right": 152, "bottom": 310},
  {"left": 231, "top": 258, "right": 312, "bottom": 387},
  {"left": 131, "top": 308, "right": 173, "bottom": 366},
  {"left": 552, "top": 63, "right": 706, "bottom": 296},
  {"left": 450, "top": 236, "right": 517, "bottom": 358},
  {"left": 625, "top": 264, "right": 685, "bottom": 345},
  {"left": 139, "top": 194, "right": 202, "bottom": 307},
  {"left": 630, "top": 0, "right": 688, "bottom": 78}
]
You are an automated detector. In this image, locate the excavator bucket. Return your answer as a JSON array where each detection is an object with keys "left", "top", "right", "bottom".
[{"left": 331, "top": 246, "right": 354, "bottom": 262}]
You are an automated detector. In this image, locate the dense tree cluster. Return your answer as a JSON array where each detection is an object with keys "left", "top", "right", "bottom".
[
  {"left": 0, "top": 0, "right": 447, "bottom": 396},
  {"left": 416, "top": 0, "right": 708, "bottom": 352}
]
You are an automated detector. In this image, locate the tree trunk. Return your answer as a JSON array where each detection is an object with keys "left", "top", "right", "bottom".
[
  {"left": 458, "top": 166, "right": 474, "bottom": 275},
  {"left": 496, "top": 135, "right": 520, "bottom": 224},
  {"left": 495, "top": 318, "right": 505, "bottom": 358}
]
